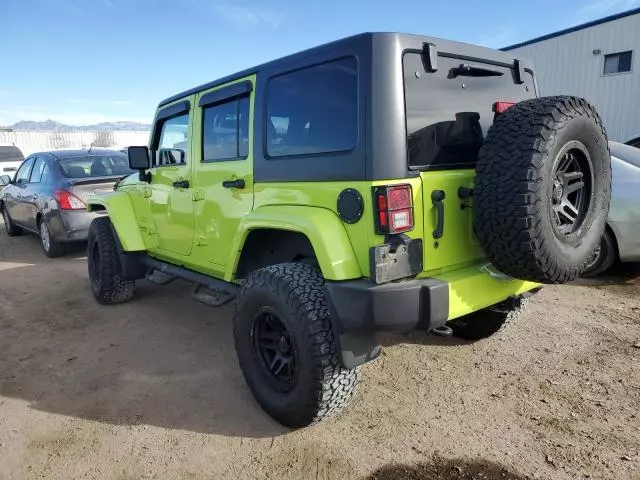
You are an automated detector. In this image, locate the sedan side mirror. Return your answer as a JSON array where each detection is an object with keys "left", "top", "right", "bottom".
[
  {"left": 0, "top": 174, "right": 12, "bottom": 186},
  {"left": 128, "top": 146, "right": 151, "bottom": 182}
]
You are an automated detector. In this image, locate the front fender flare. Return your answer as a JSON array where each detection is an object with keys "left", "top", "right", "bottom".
[
  {"left": 227, "top": 205, "right": 362, "bottom": 281},
  {"left": 87, "top": 192, "right": 146, "bottom": 252}
]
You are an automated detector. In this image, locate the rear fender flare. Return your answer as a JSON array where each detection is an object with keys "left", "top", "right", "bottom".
[{"left": 226, "top": 205, "right": 362, "bottom": 282}]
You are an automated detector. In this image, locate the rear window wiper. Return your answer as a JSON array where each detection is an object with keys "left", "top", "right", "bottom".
[{"left": 448, "top": 64, "right": 504, "bottom": 79}]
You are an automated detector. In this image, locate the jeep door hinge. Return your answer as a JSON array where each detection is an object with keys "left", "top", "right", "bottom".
[{"left": 192, "top": 190, "right": 205, "bottom": 201}]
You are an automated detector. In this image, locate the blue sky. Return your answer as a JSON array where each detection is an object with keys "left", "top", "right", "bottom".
[{"left": 1, "top": 0, "right": 639, "bottom": 126}]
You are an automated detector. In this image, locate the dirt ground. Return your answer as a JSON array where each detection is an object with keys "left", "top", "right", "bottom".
[{"left": 1, "top": 222, "right": 639, "bottom": 480}]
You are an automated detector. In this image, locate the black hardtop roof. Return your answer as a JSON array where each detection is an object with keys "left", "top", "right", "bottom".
[
  {"left": 31, "top": 148, "right": 125, "bottom": 159},
  {"left": 159, "top": 32, "right": 529, "bottom": 108}
]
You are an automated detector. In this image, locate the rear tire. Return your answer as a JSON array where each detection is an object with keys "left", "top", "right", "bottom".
[
  {"left": 475, "top": 96, "right": 611, "bottom": 284},
  {"left": 450, "top": 299, "right": 529, "bottom": 340},
  {"left": 233, "top": 263, "right": 359, "bottom": 428},
  {"left": 2, "top": 205, "right": 23, "bottom": 236},
  {"left": 583, "top": 229, "right": 617, "bottom": 277},
  {"left": 87, "top": 217, "right": 134, "bottom": 304},
  {"left": 39, "top": 218, "right": 65, "bottom": 258}
]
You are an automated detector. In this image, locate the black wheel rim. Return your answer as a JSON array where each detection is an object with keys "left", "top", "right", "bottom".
[
  {"left": 251, "top": 307, "right": 298, "bottom": 392},
  {"left": 586, "top": 241, "right": 603, "bottom": 270},
  {"left": 550, "top": 141, "right": 593, "bottom": 238},
  {"left": 91, "top": 240, "right": 102, "bottom": 283}
]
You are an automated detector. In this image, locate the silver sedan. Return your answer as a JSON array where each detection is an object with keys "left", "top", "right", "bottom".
[{"left": 584, "top": 141, "right": 640, "bottom": 275}]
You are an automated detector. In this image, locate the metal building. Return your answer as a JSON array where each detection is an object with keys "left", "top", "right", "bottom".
[{"left": 503, "top": 8, "right": 640, "bottom": 144}]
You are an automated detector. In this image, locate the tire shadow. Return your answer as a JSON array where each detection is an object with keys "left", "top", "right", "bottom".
[{"left": 364, "top": 455, "right": 530, "bottom": 480}]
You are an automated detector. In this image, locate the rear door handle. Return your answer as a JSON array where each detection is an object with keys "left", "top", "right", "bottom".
[
  {"left": 172, "top": 180, "right": 190, "bottom": 189},
  {"left": 222, "top": 179, "right": 245, "bottom": 189},
  {"left": 431, "top": 190, "right": 446, "bottom": 239}
]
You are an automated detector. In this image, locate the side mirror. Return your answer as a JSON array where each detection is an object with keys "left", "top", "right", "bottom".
[
  {"left": 0, "top": 174, "right": 11, "bottom": 186},
  {"left": 128, "top": 146, "right": 151, "bottom": 182}
]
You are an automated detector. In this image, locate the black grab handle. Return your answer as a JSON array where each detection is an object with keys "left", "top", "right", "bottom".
[
  {"left": 172, "top": 180, "right": 190, "bottom": 188},
  {"left": 431, "top": 190, "right": 446, "bottom": 239},
  {"left": 222, "top": 179, "right": 245, "bottom": 189}
]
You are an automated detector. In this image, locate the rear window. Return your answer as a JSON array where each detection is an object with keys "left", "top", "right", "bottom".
[
  {"left": 266, "top": 57, "right": 358, "bottom": 158},
  {"left": 403, "top": 53, "right": 535, "bottom": 170},
  {"left": 0, "top": 146, "right": 25, "bottom": 164},
  {"left": 58, "top": 154, "right": 134, "bottom": 178}
]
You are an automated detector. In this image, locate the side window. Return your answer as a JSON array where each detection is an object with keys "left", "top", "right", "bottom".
[
  {"left": 155, "top": 114, "right": 189, "bottom": 166},
  {"left": 202, "top": 95, "right": 250, "bottom": 162},
  {"left": 266, "top": 57, "right": 358, "bottom": 158},
  {"left": 41, "top": 164, "right": 52, "bottom": 184},
  {"left": 15, "top": 158, "right": 35, "bottom": 183},
  {"left": 30, "top": 157, "right": 46, "bottom": 183},
  {"left": 603, "top": 51, "right": 633, "bottom": 75}
]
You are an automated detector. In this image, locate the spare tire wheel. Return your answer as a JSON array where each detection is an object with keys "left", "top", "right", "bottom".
[{"left": 474, "top": 96, "right": 611, "bottom": 284}]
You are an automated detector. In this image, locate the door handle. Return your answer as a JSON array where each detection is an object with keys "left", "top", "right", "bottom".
[
  {"left": 431, "top": 190, "right": 446, "bottom": 239},
  {"left": 172, "top": 180, "right": 190, "bottom": 189},
  {"left": 222, "top": 179, "right": 245, "bottom": 189}
]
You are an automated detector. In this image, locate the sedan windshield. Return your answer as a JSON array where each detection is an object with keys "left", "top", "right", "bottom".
[{"left": 58, "top": 154, "right": 135, "bottom": 178}]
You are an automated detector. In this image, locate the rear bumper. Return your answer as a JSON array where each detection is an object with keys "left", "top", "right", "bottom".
[
  {"left": 52, "top": 210, "right": 106, "bottom": 242},
  {"left": 325, "top": 261, "right": 540, "bottom": 368},
  {"left": 325, "top": 278, "right": 449, "bottom": 333}
]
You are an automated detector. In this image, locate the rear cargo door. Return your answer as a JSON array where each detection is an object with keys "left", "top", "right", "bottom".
[{"left": 403, "top": 51, "right": 536, "bottom": 272}]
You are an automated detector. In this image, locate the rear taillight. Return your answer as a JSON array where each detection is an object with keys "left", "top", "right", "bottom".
[
  {"left": 373, "top": 184, "right": 414, "bottom": 234},
  {"left": 493, "top": 101, "right": 516, "bottom": 114},
  {"left": 54, "top": 190, "right": 86, "bottom": 210}
]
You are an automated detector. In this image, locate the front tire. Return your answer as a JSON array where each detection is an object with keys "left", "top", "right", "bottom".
[
  {"left": 39, "top": 217, "right": 65, "bottom": 258},
  {"left": 233, "top": 263, "right": 359, "bottom": 428},
  {"left": 449, "top": 299, "right": 529, "bottom": 340},
  {"left": 87, "top": 217, "right": 134, "bottom": 304},
  {"left": 2, "top": 205, "right": 23, "bottom": 236}
]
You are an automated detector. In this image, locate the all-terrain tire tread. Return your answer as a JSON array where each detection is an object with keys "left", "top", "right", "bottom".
[
  {"left": 234, "top": 263, "right": 359, "bottom": 427},
  {"left": 88, "top": 217, "right": 134, "bottom": 304},
  {"left": 475, "top": 96, "right": 611, "bottom": 283}
]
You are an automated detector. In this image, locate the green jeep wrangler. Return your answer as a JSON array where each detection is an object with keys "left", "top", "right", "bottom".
[{"left": 85, "top": 33, "right": 611, "bottom": 428}]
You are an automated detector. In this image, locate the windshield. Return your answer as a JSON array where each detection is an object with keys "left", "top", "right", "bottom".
[
  {"left": 403, "top": 53, "right": 536, "bottom": 170},
  {"left": 58, "top": 154, "right": 135, "bottom": 178}
]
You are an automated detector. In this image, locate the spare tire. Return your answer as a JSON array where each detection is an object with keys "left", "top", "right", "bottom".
[{"left": 474, "top": 96, "right": 611, "bottom": 284}]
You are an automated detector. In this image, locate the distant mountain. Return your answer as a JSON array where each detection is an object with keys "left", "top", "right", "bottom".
[{"left": 9, "top": 120, "right": 151, "bottom": 132}]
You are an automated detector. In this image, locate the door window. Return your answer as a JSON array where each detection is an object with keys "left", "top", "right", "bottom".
[
  {"left": 15, "top": 158, "right": 35, "bottom": 183},
  {"left": 155, "top": 114, "right": 190, "bottom": 166},
  {"left": 202, "top": 96, "right": 250, "bottom": 161},
  {"left": 30, "top": 157, "right": 46, "bottom": 183}
]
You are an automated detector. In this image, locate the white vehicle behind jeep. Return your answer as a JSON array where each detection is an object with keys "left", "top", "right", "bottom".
[{"left": 0, "top": 144, "right": 25, "bottom": 177}]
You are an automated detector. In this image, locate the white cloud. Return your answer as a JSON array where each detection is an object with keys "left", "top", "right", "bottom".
[
  {"left": 213, "top": 2, "right": 282, "bottom": 29},
  {"left": 473, "top": 25, "right": 516, "bottom": 49},
  {"left": 571, "top": 0, "right": 640, "bottom": 24},
  {"left": 67, "top": 98, "right": 99, "bottom": 105}
]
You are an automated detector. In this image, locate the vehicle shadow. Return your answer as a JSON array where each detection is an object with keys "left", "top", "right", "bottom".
[
  {"left": 378, "top": 330, "right": 469, "bottom": 348},
  {"left": 363, "top": 455, "right": 530, "bottom": 480},
  {"left": 0, "top": 229, "right": 287, "bottom": 439},
  {"left": 573, "top": 261, "right": 640, "bottom": 287}
]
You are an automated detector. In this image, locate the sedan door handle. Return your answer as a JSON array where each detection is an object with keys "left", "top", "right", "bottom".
[
  {"left": 222, "top": 179, "right": 245, "bottom": 189},
  {"left": 172, "top": 180, "right": 190, "bottom": 189}
]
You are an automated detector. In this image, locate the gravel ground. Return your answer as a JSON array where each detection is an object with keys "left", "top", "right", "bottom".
[{"left": 0, "top": 222, "right": 639, "bottom": 480}]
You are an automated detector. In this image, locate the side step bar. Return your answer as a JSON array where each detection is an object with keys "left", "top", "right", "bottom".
[{"left": 143, "top": 257, "right": 238, "bottom": 306}]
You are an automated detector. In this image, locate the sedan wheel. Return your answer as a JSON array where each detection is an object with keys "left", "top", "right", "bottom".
[
  {"left": 1, "top": 206, "right": 23, "bottom": 236},
  {"left": 38, "top": 218, "right": 64, "bottom": 258}
]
